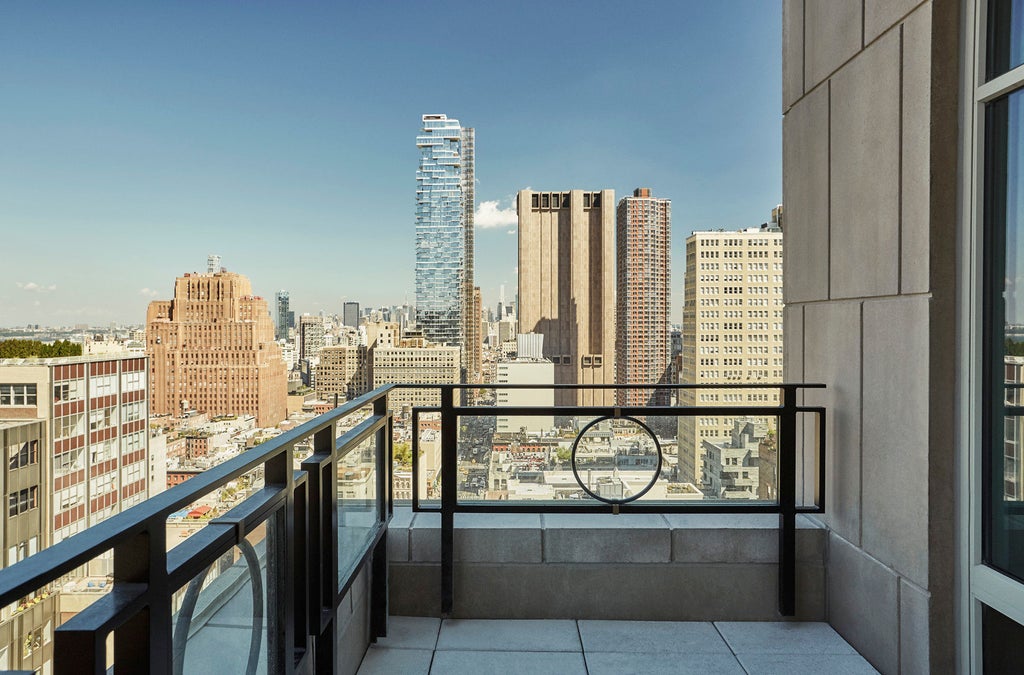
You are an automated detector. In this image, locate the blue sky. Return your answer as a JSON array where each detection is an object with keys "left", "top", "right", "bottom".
[{"left": 0, "top": 1, "right": 782, "bottom": 327}]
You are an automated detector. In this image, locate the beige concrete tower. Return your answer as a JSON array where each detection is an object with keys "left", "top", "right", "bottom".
[
  {"left": 678, "top": 219, "right": 784, "bottom": 486},
  {"left": 616, "top": 188, "right": 672, "bottom": 406},
  {"left": 517, "top": 189, "right": 616, "bottom": 406},
  {"left": 146, "top": 269, "right": 287, "bottom": 427}
]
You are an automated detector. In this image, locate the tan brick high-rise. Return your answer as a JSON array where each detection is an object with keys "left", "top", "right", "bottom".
[
  {"left": 517, "top": 189, "right": 615, "bottom": 406},
  {"left": 147, "top": 270, "right": 287, "bottom": 427},
  {"left": 678, "top": 218, "right": 783, "bottom": 486}
]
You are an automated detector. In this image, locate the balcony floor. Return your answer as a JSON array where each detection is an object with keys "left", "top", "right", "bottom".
[{"left": 357, "top": 616, "right": 879, "bottom": 674}]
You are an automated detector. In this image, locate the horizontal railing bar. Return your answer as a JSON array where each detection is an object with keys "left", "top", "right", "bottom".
[
  {"left": 209, "top": 486, "right": 288, "bottom": 541},
  {"left": 395, "top": 382, "right": 826, "bottom": 390},
  {"left": 336, "top": 415, "right": 388, "bottom": 458},
  {"left": 445, "top": 502, "right": 789, "bottom": 514},
  {"left": 451, "top": 405, "right": 789, "bottom": 417},
  {"left": 54, "top": 582, "right": 148, "bottom": 635},
  {"left": 167, "top": 523, "right": 236, "bottom": 588},
  {"left": 410, "top": 502, "right": 825, "bottom": 513}
]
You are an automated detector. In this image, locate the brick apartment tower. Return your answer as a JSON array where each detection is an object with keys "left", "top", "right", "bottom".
[
  {"left": 517, "top": 189, "right": 615, "bottom": 406},
  {"left": 616, "top": 188, "right": 672, "bottom": 406},
  {"left": 0, "top": 354, "right": 150, "bottom": 672},
  {"left": 147, "top": 270, "right": 287, "bottom": 427}
]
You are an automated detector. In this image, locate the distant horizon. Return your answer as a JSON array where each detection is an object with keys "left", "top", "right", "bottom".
[{"left": 0, "top": 1, "right": 782, "bottom": 327}]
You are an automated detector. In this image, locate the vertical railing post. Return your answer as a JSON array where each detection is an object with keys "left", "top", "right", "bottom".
[
  {"left": 302, "top": 424, "right": 336, "bottom": 674},
  {"left": 440, "top": 386, "right": 456, "bottom": 617},
  {"left": 370, "top": 394, "right": 389, "bottom": 639},
  {"left": 778, "top": 384, "right": 797, "bottom": 616},
  {"left": 264, "top": 450, "right": 291, "bottom": 675},
  {"left": 114, "top": 526, "right": 170, "bottom": 674}
]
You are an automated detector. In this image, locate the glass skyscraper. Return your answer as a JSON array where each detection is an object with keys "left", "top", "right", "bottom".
[
  {"left": 415, "top": 114, "right": 475, "bottom": 379},
  {"left": 275, "top": 290, "right": 293, "bottom": 341}
]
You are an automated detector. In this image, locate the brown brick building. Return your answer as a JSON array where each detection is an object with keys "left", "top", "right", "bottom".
[
  {"left": 146, "top": 270, "right": 287, "bottom": 427},
  {"left": 615, "top": 188, "right": 672, "bottom": 406}
]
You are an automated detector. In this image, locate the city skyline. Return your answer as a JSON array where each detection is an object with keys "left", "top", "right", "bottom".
[{"left": 0, "top": 2, "right": 781, "bottom": 327}]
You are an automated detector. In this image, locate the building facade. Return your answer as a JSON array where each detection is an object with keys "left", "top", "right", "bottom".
[
  {"left": 678, "top": 220, "right": 783, "bottom": 487},
  {"left": 343, "top": 302, "right": 360, "bottom": 329},
  {"left": 275, "top": 290, "right": 293, "bottom": 341},
  {"left": 146, "top": 270, "right": 287, "bottom": 427},
  {"left": 615, "top": 187, "right": 672, "bottom": 406},
  {"left": 414, "top": 114, "right": 477, "bottom": 384},
  {"left": 517, "top": 189, "right": 616, "bottom": 406},
  {"left": 371, "top": 344, "right": 460, "bottom": 412},
  {"left": 316, "top": 345, "right": 370, "bottom": 403}
]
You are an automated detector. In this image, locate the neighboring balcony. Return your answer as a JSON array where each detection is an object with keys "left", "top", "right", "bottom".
[{"left": 0, "top": 382, "right": 873, "bottom": 674}]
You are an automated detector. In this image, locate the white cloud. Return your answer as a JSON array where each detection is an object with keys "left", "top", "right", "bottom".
[
  {"left": 475, "top": 200, "right": 517, "bottom": 229},
  {"left": 139, "top": 288, "right": 159, "bottom": 297},
  {"left": 506, "top": 229, "right": 516, "bottom": 235},
  {"left": 16, "top": 282, "right": 56, "bottom": 293}
]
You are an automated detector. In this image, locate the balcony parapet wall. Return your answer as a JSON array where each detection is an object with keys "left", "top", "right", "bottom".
[{"left": 388, "top": 508, "right": 826, "bottom": 621}]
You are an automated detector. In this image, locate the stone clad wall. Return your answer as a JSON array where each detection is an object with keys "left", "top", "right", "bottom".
[
  {"left": 782, "top": 1, "right": 959, "bottom": 672},
  {"left": 387, "top": 510, "right": 826, "bottom": 622}
]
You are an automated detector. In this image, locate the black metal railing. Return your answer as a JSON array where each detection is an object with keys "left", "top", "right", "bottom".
[
  {"left": 405, "top": 383, "right": 825, "bottom": 619},
  {"left": 0, "top": 387, "right": 395, "bottom": 674}
]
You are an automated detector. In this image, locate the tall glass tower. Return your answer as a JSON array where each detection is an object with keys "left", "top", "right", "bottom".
[
  {"left": 415, "top": 114, "right": 476, "bottom": 380},
  {"left": 275, "top": 290, "right": 293, "bottom": 341}
]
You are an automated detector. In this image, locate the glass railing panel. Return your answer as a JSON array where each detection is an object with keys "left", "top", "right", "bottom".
[
  {"left": 452, "top": 407, "right": 781, "bottom": 505},
  {"left": 338, "top": 431, "right": 379, "bottom": 584},
  {"left": 171, "top": 510, "right": 284, "bottom": 675}
]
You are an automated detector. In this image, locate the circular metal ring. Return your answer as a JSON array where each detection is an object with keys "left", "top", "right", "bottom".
[{"left": 569, "top": 415, "right": 663, "bottom": 504}]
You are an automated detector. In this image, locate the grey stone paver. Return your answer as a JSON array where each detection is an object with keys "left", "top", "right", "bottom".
[
  {"left": 373, "top": 616, "right": 440, "bottom": 650},
  {"left": 357, "top": 646, "right": 433, "bottom": 675},
  {"left": 436, "top": 618, "right": 580, "bottom": 652},
  {"left": 356, "top": 617, "right": 879, "bottom": 674},
  {"left": 429, "top": 649, "right": 587, "bottom": 675},
  {"left": 715, "top": 620, "right": 859, "bottom": 655},
  {"left": 586, "top": 652, "right": 747, "bottom": 675},
  {"left": 578, "top": 620, "right": 731, "bottom": 654},
  {"left": 738, "top": 653, "right": 880, "bottom": 674}
]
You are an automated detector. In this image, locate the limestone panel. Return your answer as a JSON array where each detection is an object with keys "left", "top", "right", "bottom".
[
  {"left": 804, "top": 0, "right": 863, "bottom": 89},
  {"left": 865, "top": 0, "right": 926, "bottom": 43},
  {"left": 828, "top": 533, "right": 899, "bottom": 674},
  {"left": 902, "top": 4, "right": 933, "bottom": 294},
  {"left": 450, "top": 563, "right": 824, "bottom": 621},
  {"left": 784, "top": 304, "right": 814, "bottom": 504},
  {"left": 862, "top": 297, "right": 929, "bottom": 586},
  {"left": 783, "top": 84, "right": 830, "bottom": 303},
  {"left": 783, "top": 0, "right": 805, "bottom": 111},
  {"left": 900, "top": 579, "right": 931, "bottom": 675},
  {"left": 542, "top": 514, "right": 671, "bottom": 563},
  {"left": 830, "top": 31, "right": 901, "bottom": 299},
  {"left": 804, "top": 301, "right": 862, "bottom": 545}
]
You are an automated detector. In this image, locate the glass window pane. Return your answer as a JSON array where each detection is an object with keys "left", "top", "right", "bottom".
[
  {"left": 986, "top": 89, "right": 1024, "bottom": 579},
  {"left": 983, "top": 604, "right": 1024, "bottom": 670},
  {"left": 989, "top": 0, "right": 1024, "bottom": 79}
]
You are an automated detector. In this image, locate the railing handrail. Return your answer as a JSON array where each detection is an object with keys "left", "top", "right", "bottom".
[{"left": 394, "top": 382, "right": 826, "bottom": 390}]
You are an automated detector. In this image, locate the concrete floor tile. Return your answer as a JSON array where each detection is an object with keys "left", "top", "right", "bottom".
[
  {"left": 586, "top": 652, "right": 746, "bottom": 675},
  {"left": 373, "top": 616, "right": 440, "bottom": 650},
  {"left": 714, "top": 621, "right": 858, "bottom": 655},
  {"left": 357, "top": 646, "right": 433, "bottom": 675},
  {"left": 429, "top": 650, "right": 586, "bottom": 675},
  {"left": 578, "top": 620, "right": 731, "bottom": 654},
  {"left": 436, "top": 619, "right": 581, "bottom": 652},
  {"left": 738, "top": 653, "right": 879, "bottom": 674}
]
